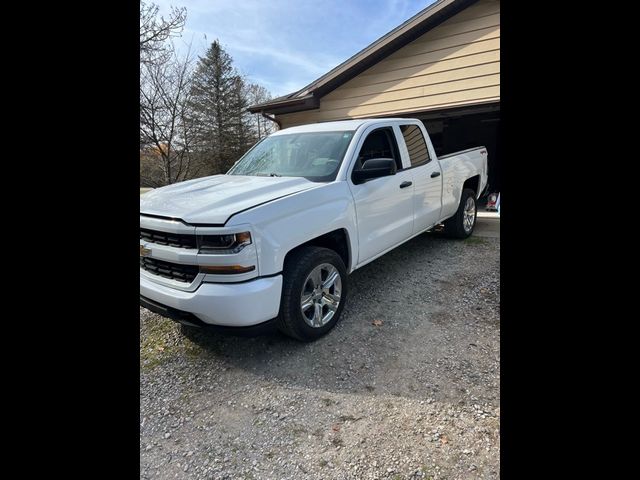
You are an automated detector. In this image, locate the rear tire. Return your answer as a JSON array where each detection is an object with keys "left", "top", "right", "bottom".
[
  {"left": 277, "top": 246, "right": 348, "bottom": 342},
  {"left": 443, "top": 188, "right": 477, "bottom": 238}
]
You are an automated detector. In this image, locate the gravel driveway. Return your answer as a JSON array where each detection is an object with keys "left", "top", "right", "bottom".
[{"left": 140, "top": 229, "right": 500, "bottom": 480}]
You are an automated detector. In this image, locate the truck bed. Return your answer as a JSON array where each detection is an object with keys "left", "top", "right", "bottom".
[
  {"left": 436, "top": 145, "right": 488, "bottom": 220},
  {"left": 438, "top": 146, "right": 486, "bottom": 160}
]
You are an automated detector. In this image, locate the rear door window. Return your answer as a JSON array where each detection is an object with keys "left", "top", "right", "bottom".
[{"left": 400, "top": 124, "right": 430, "bottom": 167}]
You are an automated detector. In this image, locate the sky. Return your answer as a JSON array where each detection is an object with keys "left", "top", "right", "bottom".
[{"left": 154, "top": 0, "right": 437, "bottom": 97}]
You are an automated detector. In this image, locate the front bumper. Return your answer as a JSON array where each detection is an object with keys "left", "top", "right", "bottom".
[{"left": 140, "top": 273, "right": 283, "bottom": 327}]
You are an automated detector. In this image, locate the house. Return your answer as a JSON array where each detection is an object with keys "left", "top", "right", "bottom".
[{"left": 248, "top": 0, "right": 501, "bottom": 191}]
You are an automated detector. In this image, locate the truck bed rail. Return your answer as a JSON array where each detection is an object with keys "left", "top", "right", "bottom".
[{"left": 438, "top": 146, "right": 486, "bottom": 160}]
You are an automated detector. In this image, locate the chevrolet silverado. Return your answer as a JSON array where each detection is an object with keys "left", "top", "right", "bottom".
[{"left": 140, "top": 118, "right": 488, "bottom": 341}]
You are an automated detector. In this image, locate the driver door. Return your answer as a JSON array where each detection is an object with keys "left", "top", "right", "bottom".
[{"left": 348, "top": 125, "right": 414, "bottom": 265}]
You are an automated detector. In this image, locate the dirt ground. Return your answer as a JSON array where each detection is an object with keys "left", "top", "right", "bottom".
[{"left": 140, "top": 229, "right": 500, "bottom": 479}]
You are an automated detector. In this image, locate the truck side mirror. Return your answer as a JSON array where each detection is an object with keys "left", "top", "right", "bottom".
[{"left": 352, "top": 158, "right": 397, "bottom": 185}]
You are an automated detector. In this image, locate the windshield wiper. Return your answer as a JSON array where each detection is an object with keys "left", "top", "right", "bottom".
[{"left": 268, "top": 172, "right": 281, "bottom": 177}]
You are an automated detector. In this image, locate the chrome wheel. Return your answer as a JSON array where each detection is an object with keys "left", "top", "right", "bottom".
[
  {"left": 300, "top": 263, "right": 342, "bottom": 328},
  {"left": 463, "top": 196, "right": 476, "bottom": 233}
]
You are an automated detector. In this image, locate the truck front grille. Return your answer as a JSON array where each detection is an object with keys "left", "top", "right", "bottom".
[
  {"left": 140, "top": 228, "right": 197, "bottom": 249},
  {"left": 140, "top": 257, "right": 199, "bottom": 283}
]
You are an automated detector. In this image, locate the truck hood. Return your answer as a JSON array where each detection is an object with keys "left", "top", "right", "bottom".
[{"left": 140, "top": 175, "right": 318, "bottom": 225}]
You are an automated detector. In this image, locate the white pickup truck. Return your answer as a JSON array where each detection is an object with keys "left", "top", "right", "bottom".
[{"left": 140, "top": 118, "right": 487, "bottom": 341}]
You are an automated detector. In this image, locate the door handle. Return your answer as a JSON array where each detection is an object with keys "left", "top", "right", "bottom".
[
  {"left": 430, "top": 171, "right": 441, "bottom": 178},
  {"left": 399, "top": 181, "right": 412, "bottom": 188}
]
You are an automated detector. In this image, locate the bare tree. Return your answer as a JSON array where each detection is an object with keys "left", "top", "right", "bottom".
[
  {"left": 246, "top": 83, "right": 276, "bottom": 139},
  {"left": 140, "top": 44, "right": 202, "bottom": 186},
  {"left": 140, "top": 1, "right": 187, "bottom": 65}
]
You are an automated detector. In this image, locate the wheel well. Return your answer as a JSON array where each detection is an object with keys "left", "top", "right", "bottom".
[
  {"left": 284, "top": 229, "right": 351, "bottom": 271},
  {"left": 463, "top": 175, "right": 480, "bottom": 196}
]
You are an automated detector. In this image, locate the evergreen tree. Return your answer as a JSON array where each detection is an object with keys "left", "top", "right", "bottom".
[{"left": 189, "top": 40, "right": 256, "bottom": 174}]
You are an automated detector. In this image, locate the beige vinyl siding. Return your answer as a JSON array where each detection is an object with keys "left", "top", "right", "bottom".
[
  {"left": 335, "top": 50, "right": 500, "bottom": 92},
  {"left": 320, "top": 73, "right": 500, "bottom": 111},
  {"left": 278, "top": 0, "right": 500, "bottom": 129}
]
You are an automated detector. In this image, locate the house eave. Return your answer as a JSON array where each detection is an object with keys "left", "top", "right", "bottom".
[
  {"left": 247, "top": 0, "right": 480, "bottom": 116},
  {"left": 247, "top": 94, "right": 319, "bottom": 115}
]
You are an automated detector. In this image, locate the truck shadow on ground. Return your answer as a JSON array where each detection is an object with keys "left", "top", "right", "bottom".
[{"left": 167, "top": 230, "right": 499, "bottom": 404}]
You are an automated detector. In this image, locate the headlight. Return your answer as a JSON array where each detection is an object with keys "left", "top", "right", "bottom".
[{"left": 198, "top": 231, "right": 252, "bottom": 254}]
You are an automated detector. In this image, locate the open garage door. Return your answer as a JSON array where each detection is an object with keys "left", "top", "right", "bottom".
[{"left": 402, "top": 103, "right": 501, "bottom": 197}]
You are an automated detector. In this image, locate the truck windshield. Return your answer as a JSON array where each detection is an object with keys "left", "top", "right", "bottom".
[{"left": 228, "top": 131, "right": 355, "bottom": 182}]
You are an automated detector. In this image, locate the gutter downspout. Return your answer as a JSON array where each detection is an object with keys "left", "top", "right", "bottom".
[{"left": 261, "top": 111, "right": 282, "bottom": 130}]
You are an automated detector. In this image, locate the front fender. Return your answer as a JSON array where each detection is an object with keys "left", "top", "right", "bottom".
[{"left": 226, "top": 182, "right": 358, "bottom": 275}]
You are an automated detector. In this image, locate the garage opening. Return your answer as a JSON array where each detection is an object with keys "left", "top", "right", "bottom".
[{"left": 400, "top": 103, "right": 501, "bottom": 206}]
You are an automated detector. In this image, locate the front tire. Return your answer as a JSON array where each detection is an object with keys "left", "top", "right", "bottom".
[
  {"left": 443, "top": 188, "right": 477, "bottom": 238},
  {"left": 277, "top": 246, "right": 348, "bottom": 342}
]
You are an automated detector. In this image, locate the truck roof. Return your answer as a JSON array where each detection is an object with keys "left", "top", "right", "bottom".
[{"left": 272, "top": 118, "right": 417, "bottom": 135}]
